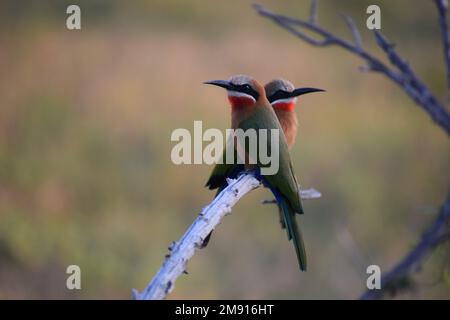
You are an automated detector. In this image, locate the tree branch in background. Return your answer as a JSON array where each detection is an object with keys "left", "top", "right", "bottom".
[
  {"left": 361, "top": 191, "right": 450, "bottom": 300},
  {"left": 253, "top": 2, "right": 450, "bottom": 136},
  {"left": 435, "top": 0, "right": 450, "bottom": 91},
  {"left": 308, "top": 0, "right": 318, "bottom": 25},
  {"left": 254, "top": 0, "right": 450, "bottom": 299},
  {"left": 341, "top": 14, "right": 363, "bottom": 50}
]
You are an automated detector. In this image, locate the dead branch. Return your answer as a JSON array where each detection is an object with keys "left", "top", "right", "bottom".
[
  {"left": 253, "top": 2, "right": 450, "bottom": 136},
  {"left": 133, "top": 173, "right": 260, "bottom": 300},
  {"left": 134, "top": 173, "right": 321, "bottom": 299}
]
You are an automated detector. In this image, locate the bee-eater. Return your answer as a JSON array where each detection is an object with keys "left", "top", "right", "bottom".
[
  {"left": 265, "top": 79, "right": 324, "bottom": 149},
  {"left": 206, "top": 79, "right": 324, "bottom": 191},
  {"left": 204, "top": 75, "right": 307, "bottom": 271},
  {"left": 265, "top": 79, "right": 324, "bottom": 229}
]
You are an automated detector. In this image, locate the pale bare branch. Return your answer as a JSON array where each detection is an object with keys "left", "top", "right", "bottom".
[{"left": 133, "top": 173, "right": 260, "bottom": 300}]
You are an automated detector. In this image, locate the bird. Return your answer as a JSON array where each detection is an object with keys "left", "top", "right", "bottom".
[
  {"left": 204, "top": 74, "right": 307, "bottom": 271},
  {"left": 206, "top": 79, "right": 324, "bottom": 191},
  {"left": 264, "top": 79, "right": 324, "bottom": 228},
  {"left": 265, "top": 78, "right": 324, "bottom": 149}
]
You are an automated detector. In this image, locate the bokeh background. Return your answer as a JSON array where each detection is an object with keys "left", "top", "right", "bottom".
[{"left": 0, "top": 0, "right": 449, "bottom": 299}]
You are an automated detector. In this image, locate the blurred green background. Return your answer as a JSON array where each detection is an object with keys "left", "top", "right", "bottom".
[{"left": 0, "top": 0, "right": 449, "bottom": 299}]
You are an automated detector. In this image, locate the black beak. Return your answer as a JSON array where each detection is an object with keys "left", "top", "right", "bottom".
[
  {"left": 289, "top": 87, "right": 325, "bottom": 98},
  {"left": 203, "top": 80, "right": 233, "bottom": 90}
]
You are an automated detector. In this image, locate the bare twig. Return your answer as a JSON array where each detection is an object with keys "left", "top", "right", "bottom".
[
  {"left": 299, "top": 188, "right": 322, "bottom": 199},
  {"left": 253, "top": 3, "right": 450, "bottom": 136},
  {"left": 309, "top": 0, "right": 318, "bottom": 24},
  {"left": 262, "top": 188, "right": 322, "bottom": 204},
  {"left": 361, "top": 191, "right": 450, "bottom": 300},
  {"left": 341, "top": 14, "right": 362, "bottom": 51},
  {"left": 133, "top": 173, "right": 260, "bottom": 300},
  {"left": 435, "top": 0, "right": 450, "bottom": 91}
]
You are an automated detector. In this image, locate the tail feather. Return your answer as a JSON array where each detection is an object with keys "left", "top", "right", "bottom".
[
  {"left": 279, "top": 197, "right": 307, "bottom": 271},
  {"left": 277, "top": 204, "right": 286, "bottom": 230}
]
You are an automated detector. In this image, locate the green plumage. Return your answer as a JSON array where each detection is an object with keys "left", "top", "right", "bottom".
[
  {"left": 205, "top": 145, "right": 237, "bottom": 190},
  {"left": 206, "top": 102, "right": 307, "bottom": 270},
  {"left": 236, "top": 104, "right": 303, "bottom": 214},
  {"left": 278, "top": 196, "right": 307, "bottom": 271}
]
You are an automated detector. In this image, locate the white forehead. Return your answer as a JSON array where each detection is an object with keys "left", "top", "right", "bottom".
[
  {"left": 227, "top": 90, "right": 256, "bottom": 102},
  {"left": 272, "top": 97, "right": 297, "bottom": 105}
]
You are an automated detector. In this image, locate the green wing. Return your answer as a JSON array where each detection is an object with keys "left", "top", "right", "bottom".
[
  {"left": 238, "top": 106, "right": 303, "bottom": 214},
  {"left": 205, "top": 141, "right": 242, "bottom": 190},
  {"left": 238, "top": 105, "right": 306, "bottom": 270}
]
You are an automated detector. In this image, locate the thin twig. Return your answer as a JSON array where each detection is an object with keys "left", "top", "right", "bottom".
[
  {"left": 435, "top": 0, "right": 450, "bottom": 91},
  {"left": 341, "top": 14, "right": 363, "bottom": 51},
  {"left": 253, "top": 3, "right": 450, "bottom": 136},
  {"left": 309, "top": 0, "right": 318, "bottom": 25},
  {"left": 262, "top": 188, "right": 322, "bottom": 203}
]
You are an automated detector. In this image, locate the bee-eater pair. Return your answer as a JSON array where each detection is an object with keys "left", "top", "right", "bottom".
[{"left": 204, "top": 75, "right": 323, "bottom": 271}]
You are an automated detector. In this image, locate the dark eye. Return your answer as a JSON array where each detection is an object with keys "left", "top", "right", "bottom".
[{"left": 236, "top": 83, "right": 259, "bottom": 100}]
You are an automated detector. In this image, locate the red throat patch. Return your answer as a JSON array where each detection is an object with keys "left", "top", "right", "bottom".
[
  {"left": 273, "top": 101, "right": 295, "bottom": 111},
  {"left": 228, "top": 95, "right": 255, "bottom": 108}
]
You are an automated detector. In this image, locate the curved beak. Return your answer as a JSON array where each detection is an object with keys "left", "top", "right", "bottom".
[
  {"left": 289, "top": 87, "right": 325, "bottom": 98},
  {"left": 203, "top": 80, "right": 233, "bottom": 90}
]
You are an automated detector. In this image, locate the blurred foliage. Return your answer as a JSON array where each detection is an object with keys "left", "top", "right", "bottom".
[{"left": 0, "top": 0, "right": 449, "bottom": 299}]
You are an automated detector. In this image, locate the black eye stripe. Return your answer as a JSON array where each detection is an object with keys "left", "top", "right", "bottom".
[
  {"left": 231, "top": 84, "right": 260, "bottom": 100},
  {"left": 268, "top": 90, "right": 290, "bottom": 103}
]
